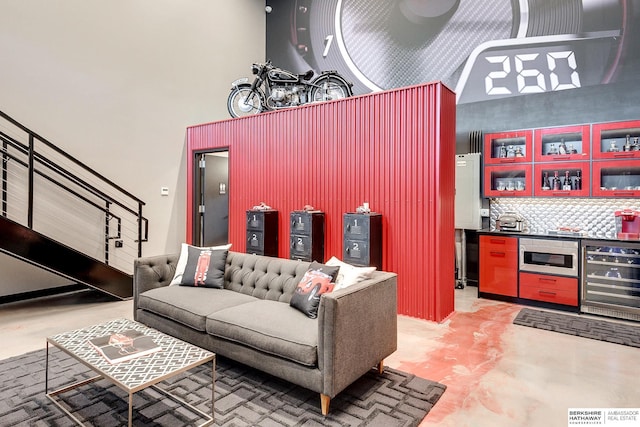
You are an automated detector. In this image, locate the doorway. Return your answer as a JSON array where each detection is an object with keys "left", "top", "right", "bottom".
[{"left": 193, "top": 150, "right": 229, "bottom": 246}]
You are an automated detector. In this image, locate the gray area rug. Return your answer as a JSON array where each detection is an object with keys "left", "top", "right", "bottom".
[
  {"left": 513, "top": 308, "right": 640, "bottom": 348},
  {"left": 0, "top": 349, "right": 446, "bottom": 426}
]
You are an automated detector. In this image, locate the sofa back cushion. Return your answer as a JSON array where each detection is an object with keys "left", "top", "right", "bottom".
[{"left": 224, "top": 251, "right": 311, "bottom": 302}]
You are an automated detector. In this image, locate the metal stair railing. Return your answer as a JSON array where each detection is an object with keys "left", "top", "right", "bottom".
[{"left": 0, "top": 110, "right": 147, "bottom": 275}]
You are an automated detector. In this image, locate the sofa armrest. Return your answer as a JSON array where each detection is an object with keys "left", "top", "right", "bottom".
[
  {"left": 133, "top": 254, "right": 179, "bottom": 317},
  {"left": 317, "top": 271, "right": 398, "bottom": 398}
]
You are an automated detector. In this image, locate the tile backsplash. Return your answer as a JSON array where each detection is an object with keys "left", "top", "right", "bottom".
[{"left": 490, "top": 198, "right": 639, "bottom": 239}]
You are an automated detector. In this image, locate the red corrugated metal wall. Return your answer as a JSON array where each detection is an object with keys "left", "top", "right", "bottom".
[{"left": 186, "top": 82, "right": 456, "bottom": 321}]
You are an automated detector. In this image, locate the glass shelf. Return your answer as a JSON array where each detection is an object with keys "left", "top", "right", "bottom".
[
  {"left": 592, "top": 120, "right": 640, "bottom": 160},
  {"left": 592, "top": 161, "right": 640, "bottom": 197},
  {"left": 534, "top": 162, "right": 589, "bottom": 197},
  {"left": 534, "top": 125, "right": 590, "bottom": 162},
  {"left": 484, "top": 131, "right": 532, "bottom": 164},
  {"left": 483, "top": 164, "right": 532, "bottom": 197}
]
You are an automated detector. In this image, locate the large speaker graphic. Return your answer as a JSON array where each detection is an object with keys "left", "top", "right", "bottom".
[{"left": 267, "top": 0, "right": 639, "bottom": 104}]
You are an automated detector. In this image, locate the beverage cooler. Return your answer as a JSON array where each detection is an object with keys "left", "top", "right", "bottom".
[{"left": 581, "top": 240, "right": 640, "bottom": 322}]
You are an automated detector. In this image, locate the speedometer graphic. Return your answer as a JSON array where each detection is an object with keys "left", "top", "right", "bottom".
[{"left": 267, "top": 0, "right": 637, "bottom": 105}]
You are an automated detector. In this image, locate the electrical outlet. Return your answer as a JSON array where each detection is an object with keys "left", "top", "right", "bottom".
[
  {"left": 480, "top": 208, "right": 490, "bottom": 217},
  {"left": 160, "top": 187, "right": 169, "bottom": 196},
  {"left": 115, "top": 240, "right": 123, "bottom": 248}
]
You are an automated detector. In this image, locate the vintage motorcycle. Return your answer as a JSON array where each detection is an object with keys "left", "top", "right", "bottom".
[{"left": 227, "top": 61, "right": 353, "bottom": 118}]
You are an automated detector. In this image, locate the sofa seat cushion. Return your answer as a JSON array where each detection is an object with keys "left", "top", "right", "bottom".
[
  {"left": 138, "top": 287, "right": 257, "bottom": 332},
  {"left": 206, "top": 300, "right": 318, "bottom": 367}
]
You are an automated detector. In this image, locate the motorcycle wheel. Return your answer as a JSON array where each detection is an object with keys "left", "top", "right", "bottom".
[
  {"left": 227, "top": 86, "right": 265, "bottom": 118},
  {"left": 309, "top": 76, "right": 352, "bottom": 103}
]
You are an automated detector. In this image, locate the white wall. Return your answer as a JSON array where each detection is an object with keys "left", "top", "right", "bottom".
[{"left": 0, "top": 0, "right": 266, "bottom": 295}]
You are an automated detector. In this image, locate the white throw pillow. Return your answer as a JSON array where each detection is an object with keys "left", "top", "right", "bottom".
[
  {"left": 325, "top": 256, "right": 376, "bottom": 290},
  {"left": 170, "top": 243, "right": 232, "bottom": 285}
]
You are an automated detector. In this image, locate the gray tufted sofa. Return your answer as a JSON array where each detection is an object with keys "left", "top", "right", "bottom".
[{"left": 133, "top": 250, "right": 398, "bottom": 415}]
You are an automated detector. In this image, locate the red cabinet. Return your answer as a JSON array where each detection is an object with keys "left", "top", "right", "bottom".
[
  {"left": 533, "top": 162, "right": 590, "bottom": 197},
  {"left": 534, "top": 125, "right": 590, "bottom": 162},
  {"left": 592, "top": 120, "right": 640, "bottom": 160},
  {"left": 484, "top": 130, "right": 532, "bottom": 164},
  {"left": 484, "top": 164, "right": 533, "bottom": 198},
  {"left": 484, "top": 120, "right": 640, "bottom": 199},
  {"left": 591, "top": 120, "right": 640, "bottom": 198},
  {"left": 519, "top": 272, "right": 578, "bottom": 306},
  {"left": 479, "top": 236, "right": 518, "bottom": 297},
  {"left": 483, "top": 131, "right": 532, "bottom": 197},
  {"left": 592, "top": 161, "right": 640, "bottom": 197}
]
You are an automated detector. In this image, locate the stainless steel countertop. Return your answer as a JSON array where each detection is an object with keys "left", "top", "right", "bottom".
[{"left": 477, "top": 229, "right": 640, "bottom": 243}]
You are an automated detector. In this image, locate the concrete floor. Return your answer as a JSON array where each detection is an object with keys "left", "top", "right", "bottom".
[{"left": 1, "top": 286, "right": 638, "bottom": 426}]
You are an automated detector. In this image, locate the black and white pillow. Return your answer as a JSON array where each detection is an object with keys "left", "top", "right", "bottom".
[
  {"left": 179, "top": 246, "right": 229, "bottom": 288},
  {"left": 170, "top": 243, "right": 231, "bottom": 286}
]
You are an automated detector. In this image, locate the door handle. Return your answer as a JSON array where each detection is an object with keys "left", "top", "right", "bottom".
[
  {"left": 539, "top": 291, "right": 557, "bottom": 296},
  {"left": 612, "top": 191, "right": 635, "bottom": 197},
  {"left": 612, "top": 152, "right": 635, "bottom": 158}
]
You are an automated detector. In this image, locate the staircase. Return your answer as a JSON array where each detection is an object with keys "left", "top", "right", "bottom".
[{"left": 0, "top": 110, "right": 147, "bottom": 299}]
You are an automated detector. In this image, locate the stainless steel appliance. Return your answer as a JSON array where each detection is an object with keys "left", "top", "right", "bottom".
[
  {"left": 519, "top": 238, "right": 579, "bottom": 277},
  {"left": 581, "top": 240, "right": 640, "bottom": 321},
  {"left": 497, "top": 212, "right": 524, "bottom": 232},
  {"left": 455, "top": 153, "right": 483, "bottom": 288},
  {"left": 455, "top": 153, "right": 482, "bottom": 231}
]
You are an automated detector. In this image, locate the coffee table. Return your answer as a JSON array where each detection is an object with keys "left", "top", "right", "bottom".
[{"left": 45, "top": 318, "right": 215, "bottom": 426}]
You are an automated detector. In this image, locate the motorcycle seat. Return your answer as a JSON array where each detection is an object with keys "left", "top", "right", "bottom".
[{"left": 299, "top": 70, "right": 314, "bottom": 80}]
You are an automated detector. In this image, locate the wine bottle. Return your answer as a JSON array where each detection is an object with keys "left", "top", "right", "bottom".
[
  {"left": 563, "top": 171, "right": 571, "bottom": 190},
  {"left": 542, "top": 171, "right": 550, "bottom": 190},
  {"left": 553, "top": 171, "right": 561, "bottom": 190},
  {"left": 574, "top": 170, "right": 582, "bottom": 190},
  {"left": 499, "top": 142, "right": 507, "bottom": 158},
  {"left": 558, "top": 138, "right": 567, "bottom": 155}
]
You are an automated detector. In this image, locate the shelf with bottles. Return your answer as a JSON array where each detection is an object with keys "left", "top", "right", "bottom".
[
  {"left": 534, "top": 162, "right": 589, "bottom": 197},
  {"left": 592, "top": 120, "right": 640, "bottom": 160},
  {"left": 534, "top": 125, "right": 590, "bottom": 162},
  {"left": 483, "top": 164, "right": 532, "bottom": 197},
  {"left": 583, "top": 241, "right": 640, "bottom": 312},
  {"left": 484, "top": 130, "right": 532, "bottom": 164},
  {"left": 592, "top": 161, "right": 640, "bottom": 197}
]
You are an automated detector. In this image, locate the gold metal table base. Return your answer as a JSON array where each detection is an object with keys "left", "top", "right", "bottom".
[{"left": 45, "top": 343, "right": 215, "bottom": 427}]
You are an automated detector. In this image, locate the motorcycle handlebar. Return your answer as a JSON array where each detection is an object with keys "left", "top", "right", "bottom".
[
  {"left": 251, "top": 61, "right": 273, "bottom": 75},
  {"left": 252, "top": 59, "right": 272, "bottom": 68}
]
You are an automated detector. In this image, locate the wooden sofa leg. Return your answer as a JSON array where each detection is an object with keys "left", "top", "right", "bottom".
[
  {"left": 320, "top": 361, "right": 384, "bottom": 415},
  {"left": 320, "top": 394, "right": 330, "bottom": 416}
]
